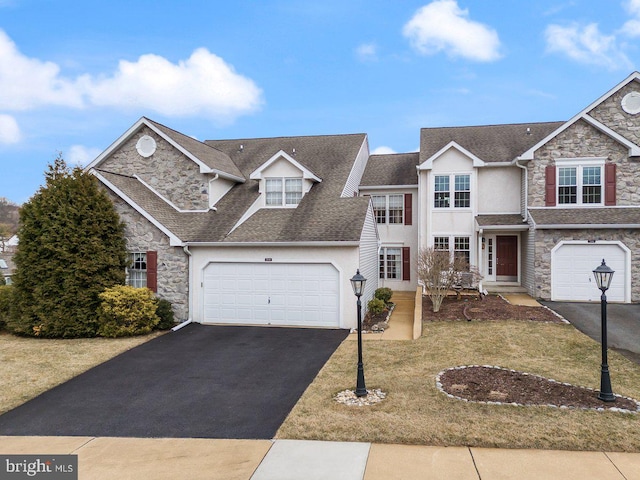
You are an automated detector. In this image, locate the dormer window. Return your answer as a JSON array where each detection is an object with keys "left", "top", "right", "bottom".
[{"left": 266, "top": 177, "right": 303, "bottom": 206}]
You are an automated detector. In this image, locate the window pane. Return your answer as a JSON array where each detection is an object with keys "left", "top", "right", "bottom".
[
  {"left": 388, "top": 194, "right": 404, "bottom": 224},
  {"left": 266, "top": 178, "right": 283, "bottom": 206},
  {"left": 285, "top": 178, "right": 302, "bottom": 205},
  {"left": 434, "top": 176, "right": 450, "bottom": 208},
  {"left": 127, "top": 252, "right": 147, "bottom": 288},
  {"left": 582, "top": 167, "right": 601, "bottom": 204},
  {"left": 454, "top": 237, "right": 470, "bottom": 269},
  {"left": 454, "top": 175, "right": 470, "bottom": 208},
  {"left": 379, "top": 251, "right": 385, "bottom": 278},
  {"left": 558, "top": 167, "right": 577, "bottom": 204},
  {"left": 434, "top": 237, "right": 449, "bottom": 251},
  {"left": 372, "top": 196, "right": 386, "bottom": 224},
  {"left": 386, "top": 248, "right": 401, "bottom": 279}
]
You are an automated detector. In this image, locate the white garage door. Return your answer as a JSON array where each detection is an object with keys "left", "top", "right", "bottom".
[
  {"left": 552, "top": 243, "right": 628, "bottom": 302},
  {"left": 203, "top": 262, "right": 340, "bottom": 327}
]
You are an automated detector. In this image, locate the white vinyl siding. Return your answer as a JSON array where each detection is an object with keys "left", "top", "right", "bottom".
[{"left": 358, "top": 204, "right": 380, "bottom": 312}]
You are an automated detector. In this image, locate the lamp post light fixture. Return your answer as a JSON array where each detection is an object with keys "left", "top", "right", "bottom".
[
  {"left": 350, "top": 269, "right": 368, "bottom": 397},
  {"left": 593, "top": 259, "right": 616, "bottom": 402}
]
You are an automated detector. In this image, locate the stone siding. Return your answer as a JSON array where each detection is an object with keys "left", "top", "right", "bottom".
[
  {"left": 589, "top": 80, "right": 640, "bottom": 145},
  {"left": 109, "top": 192, "right": 189, "bottom": 320},
  {"left": 528, "top": 119, "right": 630, "bottom": 207},
  {"left": 534, "top": 229, "right": 640, "bottom": 302},
  {"left": 101, "top": 126, "right": 210, "bottom": 210}
]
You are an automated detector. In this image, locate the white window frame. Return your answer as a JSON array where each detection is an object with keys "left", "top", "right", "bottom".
[
  {"left": 127, "top": 252, "right": 147, "bottom": 289},
  {"left": 379, "top": 246, "right": 402, "bottom": 279},
  {"left": 433, "top": 173, "right": 471, "bottom": 209},
  {"left": 432, "top": 235, "right": 472, "bottom": 267},
  {"left": 265, "top": 177, "right": 303, "bottom": 207},
  {"left": 371, "top": 194, "right": 404, "bottom": 224},
  {"left": 555, "top": 158, "right": 605, "bottom": 207}
]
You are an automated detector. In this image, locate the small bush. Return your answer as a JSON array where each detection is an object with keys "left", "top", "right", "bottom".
[
  {"left": 155, "top": 298, "right": 175, "bottom": 330},
  {"left": 97, "top": 285, "right": 159, "bottom": 338},
  {"left": 367, "top": 298, "right": 386, "bottom": 315},
  {"left": 0, "top": 285, "right": 12, "bottom": 330},
  {"left": 374, "top": 287, "right": 393, "bottom": 304}
]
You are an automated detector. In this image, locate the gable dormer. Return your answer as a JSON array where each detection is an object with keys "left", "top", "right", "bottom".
[{"left": 249, "top": 150, "right": 321, "bottom": 207}]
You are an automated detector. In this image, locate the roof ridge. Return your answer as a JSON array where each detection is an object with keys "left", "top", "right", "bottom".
[
  {"left": 205, "top": 132, "right": 366, "bottom": 143},
  {"left": 421, "top": 121, "right": 565, "bottom": 131}
]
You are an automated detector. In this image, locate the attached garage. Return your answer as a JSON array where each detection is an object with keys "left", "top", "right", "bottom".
[
  {"left": 203, "top": 262, "right": 340, "bottom": 327},
  {"left": 551, "top": 242, "right": 630, "bottom": 303}
]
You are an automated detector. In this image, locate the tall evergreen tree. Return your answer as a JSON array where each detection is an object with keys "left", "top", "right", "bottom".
[{"left": 9, "top": 156, "right": 128, "bottom": 337}]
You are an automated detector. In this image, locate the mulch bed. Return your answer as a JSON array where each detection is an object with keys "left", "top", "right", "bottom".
[
  {"left": 423, "top": 294, "right": 564, "bottom": 323},
  {"left": 438, "top": 366, "right": 639, "bottom": 412}
]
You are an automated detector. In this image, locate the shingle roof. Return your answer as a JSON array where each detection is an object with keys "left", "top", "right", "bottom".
[
  {"left": 420, "top": 121, "right": 564, "bottom": 164},
  {"left": 360, "top": 153, "right": 419, "bottom": 186},
  {"left": 97, "top": 132, "right": 371, "bottom": 243},
  {"left": 475, "top": 214, "right": 527, "bottom": 227},
  {"left": 145, "top": 118, "right": 245, "bottom": 181},
  {"left": 529, "top": 208, "right": 640, "bottom": 227}
]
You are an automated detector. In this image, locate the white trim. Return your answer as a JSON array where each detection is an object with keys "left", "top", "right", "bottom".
[
  {"left": 418, "top": 141, "right": 486, "bottom": 170},
  {"left": 550, "top": 240, "right": 631, "bottom": 303},
  {"left": 250, "top": 150, "right": 322, "bottom": 182},
  {"left": 91, "top": 170, "right": 184, "bottom": 247},
  {"left": 555, "top": 160, "right": 605, "bottom": 207},
  {"left": 432, "top": 172, "right": 473, "bottom": 211}
]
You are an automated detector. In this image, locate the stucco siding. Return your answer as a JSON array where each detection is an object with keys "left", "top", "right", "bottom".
[{"left": 477, "top": 167, "right": 521, "bottom": 213}]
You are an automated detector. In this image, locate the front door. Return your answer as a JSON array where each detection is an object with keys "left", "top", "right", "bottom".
[{"left": 496, "top": 235, "right": 518, "bottom": 281}]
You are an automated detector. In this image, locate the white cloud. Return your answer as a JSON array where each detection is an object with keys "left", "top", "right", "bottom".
[
  {"left": 81, "top": 48, "right": 263, "bottom": 122},
  {"left": 545, "top": 23, "right": 632, "bottom": 70},
  {"left": 0, "top": 29, "right": 263, "bottom": 124},
  {"left": 0, "top": 30, "right": 83, "bottom": 110},
  {"left": 402, "top": 0, "right": 501, "bottom": 62},
  {"left": 621, "top": 0, "right": 640, "bottom": 37},
  {"left": 371, "top": 146, "right": 396, "bottom": 155},
  {"left": 0, "top": 114, "right": 21, "bottom": 144},
  {"left": 356, "top": 43, "right": 378, "bottom": 62},
  {"left": 66, "top": 145, "right": 101, "bottom": 166}
]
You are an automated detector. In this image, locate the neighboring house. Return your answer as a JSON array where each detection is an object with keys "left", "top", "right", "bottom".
[
  {"left": 363, "top": 71, "right": 640, "bottom": 303},
  {"left": 0, "top": 253, "right": 15, "bottom": 285},
  {"left": 88, "top": 72, "right": 640, "bottom": 329},
  {"left": 359, "top": 153, "right": 419, "bottom": 291},
  {"left": 87, "top": 118, "right": 378, "bottom": 328}
]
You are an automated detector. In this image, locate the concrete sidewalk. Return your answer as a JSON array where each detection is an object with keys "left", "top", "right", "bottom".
[
  {"left": 2, "top": 437, "right": 639, "bottom": 480},
  {"left": 347, "top": 290, "right": 416, "bottom": 341}
]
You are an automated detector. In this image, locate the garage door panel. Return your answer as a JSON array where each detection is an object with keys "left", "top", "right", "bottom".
[
  {"left": 203, "top": 262, "right": 340, "bottom": 327},
  {"left": 553, "top": 244, "right": 627, "bottom": 302}
]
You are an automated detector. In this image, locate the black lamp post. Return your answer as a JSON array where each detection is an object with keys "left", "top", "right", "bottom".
[
  {"left": 593, "top": 259, "right": 615, "bottom": 402},
  {"left": 350, "top": 269, "right": 368, "bottom": 397}
]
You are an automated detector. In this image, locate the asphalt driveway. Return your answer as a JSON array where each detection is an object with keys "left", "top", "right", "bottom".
[
  {"left": 543, "top": 302, "right": 640, "bottom": 364},
  {"left": 0, "top": 324, "right": 348, "bottom": 439}
]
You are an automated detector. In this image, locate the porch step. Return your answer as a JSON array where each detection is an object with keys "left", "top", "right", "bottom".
[{"left": 483, "top": 284, "right": 528, "bottom": 295}]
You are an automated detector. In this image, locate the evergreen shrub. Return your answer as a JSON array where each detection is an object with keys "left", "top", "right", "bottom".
[
  {"left": 97, "top": 285, "right": 159, "bottom": 337},
  {"left": 155, "top": 298, "right": 175, "bottom": 330},
  {"left": 374, "top": 287, "right": 393, "bottom": 304},
  {"left": 367, "top": 298, "right": 386, "bottom": 315}
]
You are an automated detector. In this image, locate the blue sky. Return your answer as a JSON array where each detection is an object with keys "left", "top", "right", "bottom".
[{"left": 1, "top": 0, "right": 640, "bottom": 203}]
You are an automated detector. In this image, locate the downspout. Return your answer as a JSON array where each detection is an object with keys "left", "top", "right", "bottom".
[
  {"left": 172, "top": 245, "right": 193, "bottom": 332},
  {"left": 477, "top": 228, "right": 484, "bottom": 294},
  {"left": 515, "top": 158, "right": 528, "bottom": 221}
]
